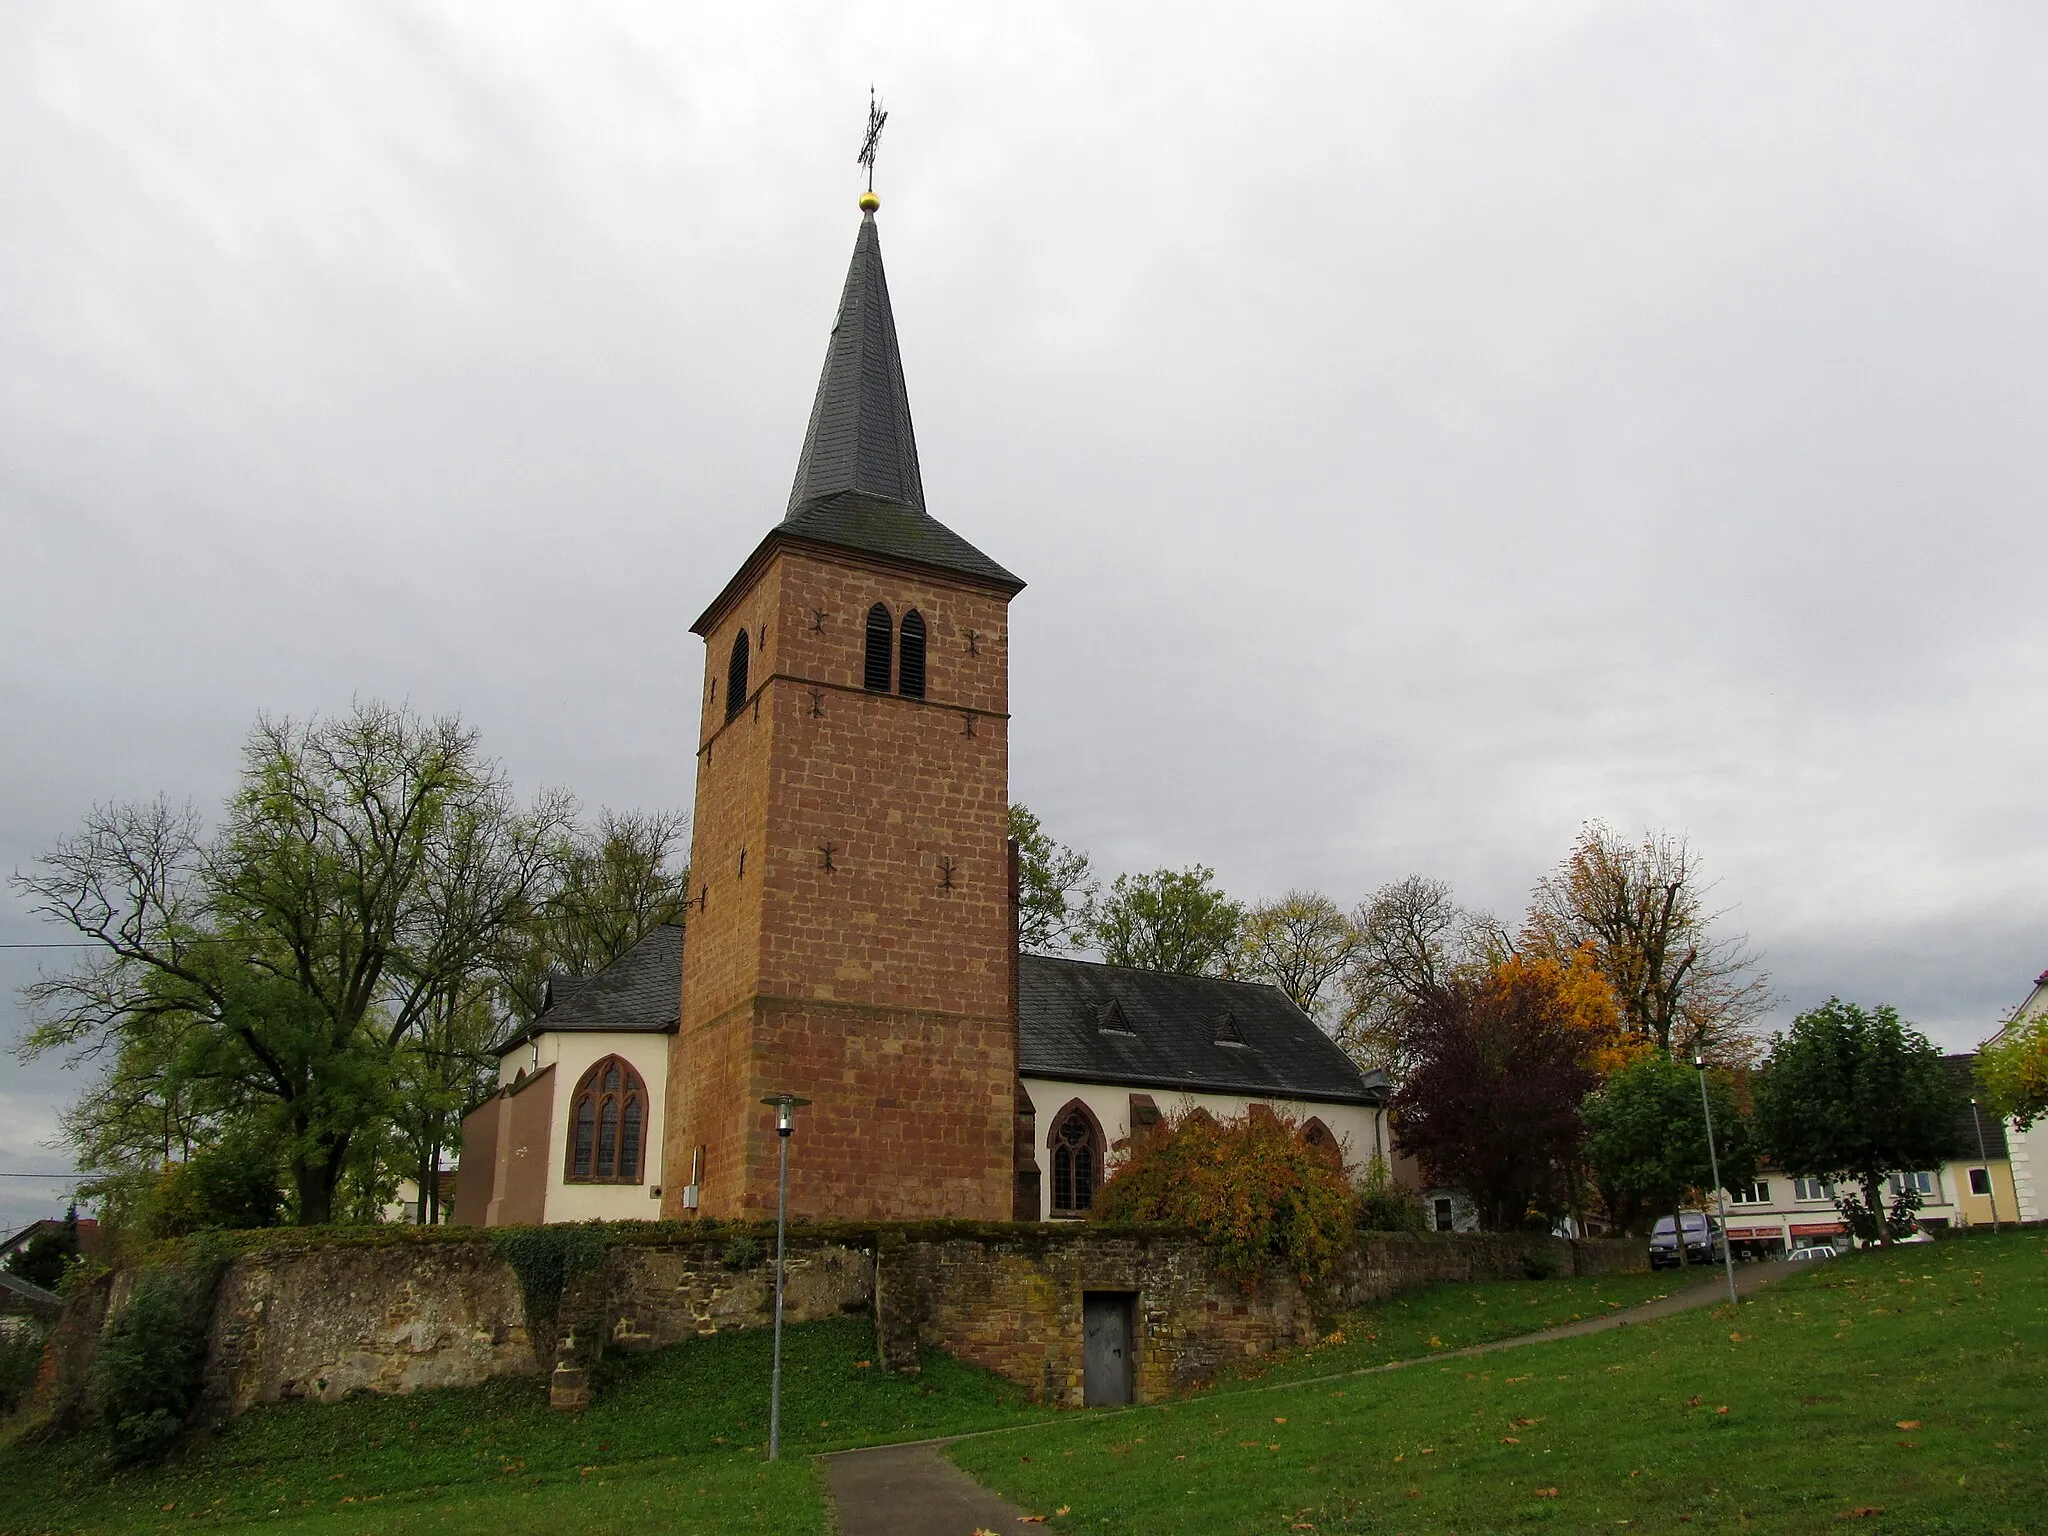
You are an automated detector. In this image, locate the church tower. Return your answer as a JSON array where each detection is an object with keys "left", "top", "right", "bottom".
[{"left": 661, "top": 194, "right": 1025, "bottom": 1222}]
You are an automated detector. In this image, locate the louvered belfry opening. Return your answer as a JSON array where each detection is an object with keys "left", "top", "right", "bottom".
[
  {"left": 898, "top": 609, "right": 927, "bottom": 698},
  {"left": 864, "top": 603, "right": 893, "bottom": 691},
  {"left": 725, "top": 630, "right": 750, "bottom": 723}
]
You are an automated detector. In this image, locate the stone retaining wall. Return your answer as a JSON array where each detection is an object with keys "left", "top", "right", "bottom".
[{"left": 15, "top": 1226, "right": 1643, "bottom": 1433}]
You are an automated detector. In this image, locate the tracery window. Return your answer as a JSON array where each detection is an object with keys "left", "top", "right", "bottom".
[
  {"left": 1048, "top": 1101, "right": 1104, "bottom": 1216},
  {"left": 898, "top": 609, "right": 927, "bottom": 698},
  {"left": 1302, "top": 1117, "right": 1343, "bottom": 1170},
  {"left": 864, "top": 604, "right": 893, "bottom": 692},
  {"left": 566, "top": 1055, "right": 648, "bottom": 1184},
  {"left": 726, "top": 630, "right": 750, "bottom": 724}
]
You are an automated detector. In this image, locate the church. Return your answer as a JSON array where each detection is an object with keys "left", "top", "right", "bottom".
[{"left": 455, "top": 192, "right": 1384, "bottom": 1229}]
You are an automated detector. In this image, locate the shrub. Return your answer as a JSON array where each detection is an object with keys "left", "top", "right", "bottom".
[
  {"left": 140, "top": 1135, "right": 283, "bottom": 1238},
  {"left": 0, "top": 1323, "right": 46, "bottom": 1418},
  {"left": 721, "top": 1234, "right": 763, "bottom": 1271},
  {"left": 1355, "top": 1155, "right": 1429, "bottom": 1234},
  {"left": 91, "top": 1254, "right": 221, "bottom": 1462},
  {"left": 1521, "top": 1246, "right": 1564, "bottom": 1280},
  {"left": 1094, "top": 1109, "right": 1355, "bottom": 1291}
]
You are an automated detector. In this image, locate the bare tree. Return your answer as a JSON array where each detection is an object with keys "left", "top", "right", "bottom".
[
  {"left": 1337, "top": 875, "right": 1505, "bottom": 1078},
  {"left": 1234, "top": 891, "right": 1358, "bottom": 1021},
  {"left": 1009, "top": 804, "right": 1095, "bottom": 955},
  {"left": 1522, "top": 822, "right": 1769, "bottom": 1061},
  {"left": 502, "top": 808, "right": 691, "bottom": 1020}
]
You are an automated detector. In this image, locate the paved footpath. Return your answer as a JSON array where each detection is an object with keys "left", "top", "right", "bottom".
[{"left": 821, "top": 1262, "right": 1795, "bottom": 1536}]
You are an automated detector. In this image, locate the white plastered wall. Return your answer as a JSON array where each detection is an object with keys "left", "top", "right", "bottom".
[
  {"left": 2007, "top": 1119, "right": 2046, "bottom": 1224},
  {"left": 1020, "top": 1077, "right": 1386, "bottom": 1223},
  {"left": 497, "top": 1030, "right": 673, "bottom": 1223}
]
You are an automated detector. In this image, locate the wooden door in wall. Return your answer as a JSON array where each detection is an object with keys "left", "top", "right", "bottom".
[{"left": 1082, "top": 1292, "right": 1135, "bottom": 1406}]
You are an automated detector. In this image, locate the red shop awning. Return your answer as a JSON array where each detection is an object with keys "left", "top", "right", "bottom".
[{"left": 1789, "top": 1222, "right": 1846, "bottom": 1237}]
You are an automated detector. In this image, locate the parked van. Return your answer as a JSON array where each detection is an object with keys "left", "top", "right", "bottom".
[{"left": 1648, "top": 1212, "right": 1726, "bottom": 1271}]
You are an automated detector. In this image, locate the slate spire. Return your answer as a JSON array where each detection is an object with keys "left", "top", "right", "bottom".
[{"left": 786, "top": 206, "right": 926, "bottom": 516}]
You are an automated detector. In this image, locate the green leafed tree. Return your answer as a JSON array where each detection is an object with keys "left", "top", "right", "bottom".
[
  {"left": 1085, "top": 865, "right": 1243, "bottom": 976},
  {"left": 15, "top": 703, "right": 572, "bottom": 1226},
  {"left": 1234, "top": 890, "right": 1358, "bottom": 1021},
  {"left": 1582, "top": 1052, "right": 1755, "bottom": 1250},
  {"left": 1752, "top": 998, "right": 1957, "bottom": 1245},
  {"left": 1977, "top": 1006, "right": 2048, "bottom": 1131},
  {"left": 1007, "top": 804, "right": 1095, "bottom": 955}
]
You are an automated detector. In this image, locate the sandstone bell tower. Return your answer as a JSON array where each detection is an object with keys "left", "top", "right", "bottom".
[{"left": 661, "top": 193, "right": 1024, "bottom": 1222}]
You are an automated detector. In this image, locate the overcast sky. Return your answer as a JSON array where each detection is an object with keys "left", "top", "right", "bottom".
[{"left": 4, "top": 3, "right": 2044, "bottom": 1230}]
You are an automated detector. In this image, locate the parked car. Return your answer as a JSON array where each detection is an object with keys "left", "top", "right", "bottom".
[
  {"left": 1648, "top": 1213, "right": 1727, "bottom": 1270},
  {"left": 1788, "top": 1245, "right": 1838, "bottom": 1262}
]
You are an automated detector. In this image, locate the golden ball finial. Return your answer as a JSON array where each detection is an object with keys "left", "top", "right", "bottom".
[{"left": 858, "top": 190, "right": 881, "bottom": 213}]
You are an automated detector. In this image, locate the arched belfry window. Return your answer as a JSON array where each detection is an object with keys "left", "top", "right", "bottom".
[
  {"left": 726, "top": 630, "right": 750, "bottom": 724},
  {"left": 864, "top": 603, "right": 893, "bottom": 692},
  {"left": 566, "top": 1055, "right": 648, "bottom": 1184},
  {"left": 1048, "top": 1100, "right": 1105, "bottom": 1216},
  {"left": 898, "top": 610, "right": 927, "bottom": 699}
]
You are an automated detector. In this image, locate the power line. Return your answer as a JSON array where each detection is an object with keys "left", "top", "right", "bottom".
[
  {"left": 0, "top": 1172, "right": 80, "bottom": 1178},
  {"left": 0, "top": 943, "right": 98, "bottom": 950}
]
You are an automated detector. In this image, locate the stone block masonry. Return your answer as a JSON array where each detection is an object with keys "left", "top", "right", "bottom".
[
  {"left": 667, "top": 544, "right": 1020, "bottom": 1225},
  {"left": 19, "top": 1226, "right": 1642, "bottom": 1434}
]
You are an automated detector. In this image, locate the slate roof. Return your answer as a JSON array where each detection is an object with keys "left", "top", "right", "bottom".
[
  {"left": 692, "top": 210, "right": 1019, "bottom": 634},
  {"left": 492, "top": 924, "right": 683, "bottom": 1056},
  {"left": 1018, "top": 954, "right": 1386, "bottom": 1107},
  {"left": 1941, "top": 1053, "right": 2008, "bottom": 1160}
]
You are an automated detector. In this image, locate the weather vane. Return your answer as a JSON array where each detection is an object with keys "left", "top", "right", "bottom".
[{"left": 857, "top": 86, "right": 887, "bottom": 204}]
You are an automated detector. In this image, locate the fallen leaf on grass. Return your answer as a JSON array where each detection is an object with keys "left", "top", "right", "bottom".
[
  {"left": 1896, "top": 1441, "right": 1917, "bottom": 1450},
  {"left": 1688, "top": 1396, "right": 1702, "bottom": 1407},
  {"left": 1056, "top": 1508, "right": 1070, "bottom": 1518},
  {"left": 1535, "top": 1487, "right": 1560, "bottom": 1498},
  {"left": 1501, "top": 1437, "right": 1521, "bottom": 1445},
  {"left": 1840, "top": 1508, "right": 1885, "bottom": 1520},
  {"left": 1291, "top": 1525, "right": 1317, "bottom": 1532},
  {"left": 1716, "top": 1406, "right": 1730, "bottom": 1416},
  {"left": 1896, "top": 1421, "right": 1921, "bottom": 1430},
  {"left": 1018, "top": 1519, "right": 1047, "bottom": 1526},
  {"left": 1406, "top": 1489, "right": 1421, "bottom": 1499},
  {"left": 1274, "top": 1416, "right": 1287, "bottom": 1424}
]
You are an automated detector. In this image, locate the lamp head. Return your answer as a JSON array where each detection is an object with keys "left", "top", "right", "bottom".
[{"left": 761, "top": 1094, "right": 812, "bottom": 1135}]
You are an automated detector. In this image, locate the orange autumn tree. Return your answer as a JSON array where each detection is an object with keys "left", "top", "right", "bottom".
[
  {"left": 1095, "top": 1108, "right": 1355, "bottom": 1291},
  {"left": 1490, "top": 944, "right": 1644, "bottom": 1078}
]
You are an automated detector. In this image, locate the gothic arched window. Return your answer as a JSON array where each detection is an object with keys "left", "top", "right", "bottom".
[
  {"left": 1303, "top": 1117, "right": 1344, "bottom": 1171},
  {"left": 864, "top": 603, "right": 893, "bottom": 692},
  {"left": 726, "top": 630, "right": 750, "bottom": 724},
  {"left": 566, "top": 1055, "right": 648, "bottom": 1184},
  {"left": 1048, "top": 1100, "right": 1105, "bottom": 1216},
  {"left": 898, "top": 609, "right": 927, "bottom": 699}
]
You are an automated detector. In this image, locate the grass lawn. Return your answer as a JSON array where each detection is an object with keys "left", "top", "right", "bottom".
[
  {"left": 0, "top": 1314, "right": 1053, "bottom": 1535},
  {"left": 953, "top": 1229, "right": 2048, "bottom": 1534},
  {"left": 1206, "top": 1268, "right": 1685, "bottom": 1397}
]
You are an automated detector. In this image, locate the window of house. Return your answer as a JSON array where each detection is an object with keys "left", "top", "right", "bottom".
[
  {"left": 726, "top": 630, "right": 750, "bottom": 723},
  {"left": 1888, "top": 1170, "right": 1938, "bottom": 1199},
  {"left": 1049, "top": 1104, "right": 1102, "bottom": 1216},
  {"left": 1432, "top": 1197, "right": 1455, "bottom": 1232},
  {"left": 566, "top": 1055, "right": 648, "bottom": 1184},
  {"left": 1731, "top": 1181, "right": 1771, "bottom": 1205},
  {"left": 898, "top": 609, "right": 927, "bottom": 698},
  {"left": 1793, "top": 1176, "right": 1836, "bottom": 1202},
  {"left": 1968, "top": 1167, "right": 1992, "bottom": 1197},
  {"left": 864, "top": 604, "right": 893, "bottom": 691}
]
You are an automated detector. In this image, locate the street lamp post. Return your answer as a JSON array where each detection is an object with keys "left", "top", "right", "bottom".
[
  {"left": 1694, "top": 1054, "right": 1740, "bottom": 1308},
  {"left": 1969, "top": 1097, "right": 2002, "bottom": 1233},
  {"left": 762, "top": 1093, "right": 810, "bottom": 1462}
]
